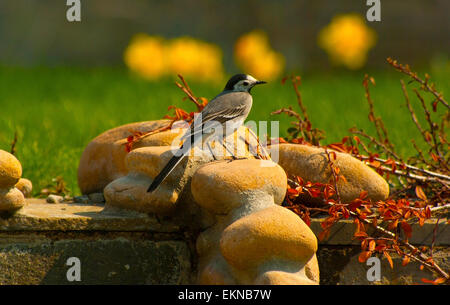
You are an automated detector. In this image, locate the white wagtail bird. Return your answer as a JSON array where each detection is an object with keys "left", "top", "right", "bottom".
[{"left": 147, "top": 74, "right": 266, "bottom": 193}]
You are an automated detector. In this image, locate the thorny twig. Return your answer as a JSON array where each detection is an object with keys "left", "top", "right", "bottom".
[
  {"left": 387, "top": 57, "right": 450, "bottom": 110},
  {"left": 287, "top": 178, "right": 449, "bottom": 282},
  {"left": 350, "top": 128, "right": 401, "bottom": 161},
  {"left": 124, "top": 75, "right": 209, "bottom": 152},
  {"left": 278, "top": 59, "right": 449, "bottom": 284},
  {"left": 363, "top": 74, "right": 393, "bottom": 151}
]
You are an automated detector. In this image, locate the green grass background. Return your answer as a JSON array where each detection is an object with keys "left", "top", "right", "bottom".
[{"left": 0, "top": 66, "right": 448, "bottom": 196}]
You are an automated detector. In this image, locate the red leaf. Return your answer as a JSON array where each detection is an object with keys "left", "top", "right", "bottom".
[
  {"left": 359, "top": 190, "right": 368, "bottom": 200},
  {"left": 125, "top": 144, "right": 132, "bottom": 153},
  {"left": 401, "top": 221, "right": 412, "bottom": 239},
  {"left": 402, "top": 255, "right": 410, "bottom": 266},
  {"left": 434, "top": 278, "right": 447, "bottom": 285},
  {"left": 421, "top": 277, "right": 446, "bottom": 285},
  {"left": 333, "top": 166, "right": 340, "bottom": 175},
  {"left": 302, "top": 213, "right": 311, "bottom": 227},
  {"left": 432, "top": 100, "right": 438, "bottom": 112},
  {"left": 361, "top": 239, "right": 369, "bottom": 251},
  {"left": 308, "top": 188, "right": 321, "bottom": 198},
  {"left": 358, "top": 251, "right": 372, "bottom": 263},
  {"left": 318, "top": 230, "right": 330, "bottom": 241},
  {"left": 425, "top": 206, "right": 432, "bottom": 219},
  {"left": 372, "top": 217, "right": 378, "bottom": 227},
  {"left": 388, "top": 219, "right": 399, "bottom": 230},
  {"left": 415, "top": 186, "right": 427, "bottom": 201},
  {"left": 383, "top": 251, "right": 394, "bottom": 269},
  {"left": 375, "top": 244, "right": 387, "bottom": 252},
  {"left": 419, "top": 217, "right": 425, "bottom": 227},
  {"left": 339, "top": 175, "right": 347, "bottom": 183},
  {"left": 354, "top": 231, "right": 368, "bottom": 239},
  {"left": 287, "top": 188, "right": 299, "bottom": 196},
  {"left": 348, "top": 199, "right": 363, "bottom": 212},
  {"left": 421, "top": 278, "right": 434, "bottom": 284},
  {"left": 430, "top": 153, "right": 439, "bottom": 162}
]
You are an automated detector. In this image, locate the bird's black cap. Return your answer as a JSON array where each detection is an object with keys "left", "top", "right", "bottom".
[{"left": 224, "top": 74, "right": 250, "bottom": 91}]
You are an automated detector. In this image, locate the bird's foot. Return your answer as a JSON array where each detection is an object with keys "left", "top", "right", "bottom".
[{"left": 227, "top": 156, "right": 248, "bottom": 162}]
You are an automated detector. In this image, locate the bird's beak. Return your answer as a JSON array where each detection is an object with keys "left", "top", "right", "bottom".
[{"left": 255, "top": 80, "right": 267, "bottom": 85}]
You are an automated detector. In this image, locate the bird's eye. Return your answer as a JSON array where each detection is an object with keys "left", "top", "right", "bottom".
[{"left": 243, "top": 81, "right": 249, "bottom": 86}]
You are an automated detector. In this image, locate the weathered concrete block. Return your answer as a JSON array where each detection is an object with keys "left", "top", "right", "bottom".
[
  {"left": 0, "top": 199, "right": 192, "bottom": 285},
  {"left": 0, "top": 236, "right": 192, "bottom": 285}
]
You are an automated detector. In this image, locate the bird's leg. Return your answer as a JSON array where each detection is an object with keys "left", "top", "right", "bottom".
[
  {"left": 206, "top": 141, "right": 217, "bottom": 161},
  {"left": 221, "top": 138, "right": 250, "bottom": 161},
  {"left": 221, "top": 141, "right": 237, "bottom": 160},
  {"left": 247, "top": 128, "right": 270, "bottom": 160}
]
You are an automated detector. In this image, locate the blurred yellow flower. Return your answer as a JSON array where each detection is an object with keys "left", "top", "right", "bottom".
[
  {"left": 167, "top": 37, "right": 224, "bottom": 82},
  {"left": 124, "top": 34, "right": 224, "bottom": 82},
  {"left": 318, "top": 14, "right": 377, "bottom": 70},
  {"left": 234, "top": 30, "right": 285, "bottom": 81},
  {"left": 124, "top": 34, "right": 166, "bottom": 80}
]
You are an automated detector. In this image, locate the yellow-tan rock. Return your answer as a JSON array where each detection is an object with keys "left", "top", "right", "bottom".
[
  {"left": 0, "top": 187, "right": 25, "bottom": 213},
  {"left": 220, "top": 205, "right": 317, "bottom": 270},
  {"left": 132, "top": 128, "right": 185, "bottom": 148},
  {"left": 104, "top": 174, "right": 179, "bottom": 215},
  {"left": 125, "top": 146, "right": 189, "bottom": 184},
  {"left": 103, "top": 122, "right": 260, "bottom": 217},
  {"left": 192, "top": 155, "right": 320, "bottom": 285},
  {"left": 104, "top": 146, "right": 213, "bottom": 215},
  {"left": 254, "top": 270, "right": 317, "bottom": 285},
  {"left": 77, "top": 120, "right": 259, "bottom": 196},
  {"left": 191, "top": 159, "right": 287, "bottom": 214},
  {"left": 77, "top": 120, "right": 169, "bottom": 194},
  {"left": 305, "top": 254, "right": 320, "bottom": 283},
  {"left": 79, "top": 120, "right": 321, "bottom": 285},
  {"left": 275, "top": 143, "right": 389, "bottom": 202},
  {"left": 0, "top": 150, "right": 22, "bottom": 188},
  {"left": 15, "top": 178, "right": 33, "bottom": 198},
  {"left": 197, "top": 256, "right": 236, "bottom": 285}
]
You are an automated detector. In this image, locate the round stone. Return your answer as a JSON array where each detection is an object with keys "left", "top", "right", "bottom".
[
  {"left": 0, "top": 150, "right": 22, "bottom": 188},
  {"left": 15, "top": 178, "right": 33, "bottom": 198},
  {"left": 254, "top": 271, "right": 317, "bottom": 285},
  {"left": 275, "top": 143, "right": 389, "bottom": 202},
  {"left": 77, "top": 120, "right": 168, "bottom": 194},
  {"left": 0, "top": 187, "right": 25, "bottom": 213},
  {"left": 191, "top": 159, "right": 287, "bottom": 214},
  {"left": 220, "top": 205, "right": 317, "bottom": 270}
]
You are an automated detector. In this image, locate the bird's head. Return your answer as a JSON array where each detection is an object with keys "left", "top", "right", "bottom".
[{"left": 224, "top": 74, "right": 266, "bottom": 93}]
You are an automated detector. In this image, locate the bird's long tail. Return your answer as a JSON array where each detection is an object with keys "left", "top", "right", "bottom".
[
  {"left": 147, "top": 136, "right": 193, "bottom": 192},
  {"left": 146, "top": 153, "right": 184, "bottom": 192}
]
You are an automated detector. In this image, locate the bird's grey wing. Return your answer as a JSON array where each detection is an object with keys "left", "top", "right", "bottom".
[
  {"left": 181, "top": 92, "right": 252, "bottom": 140},
  {"left": 200, "top": 91, "right": 252, "bottom": 124}
]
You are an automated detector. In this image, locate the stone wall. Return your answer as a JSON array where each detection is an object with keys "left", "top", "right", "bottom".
[
  {"left": 0, "top": 199, "right": 447, "bottom": 285},
  {"left": 0, "top": 200, "right": 193, "bottom": 285}
]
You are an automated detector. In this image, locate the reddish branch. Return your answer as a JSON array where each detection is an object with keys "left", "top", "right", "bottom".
[
  {"left": 356, "top": 155, "right": 450, "bottom": 183},
  {"left": 286, "top": 178, "right": 449, "bottom": 283},
  {"left": 387, "top": 57, "right": 450, "bottom": 110},
  {"left": 277, "top": 59, "right": 449, "bottom": 284},
  {"left": 363, "top": 74, "right": 393, "bottom": 151},
  {"left": 125, "top": 75, "right": 209, "bottom": 152}
]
